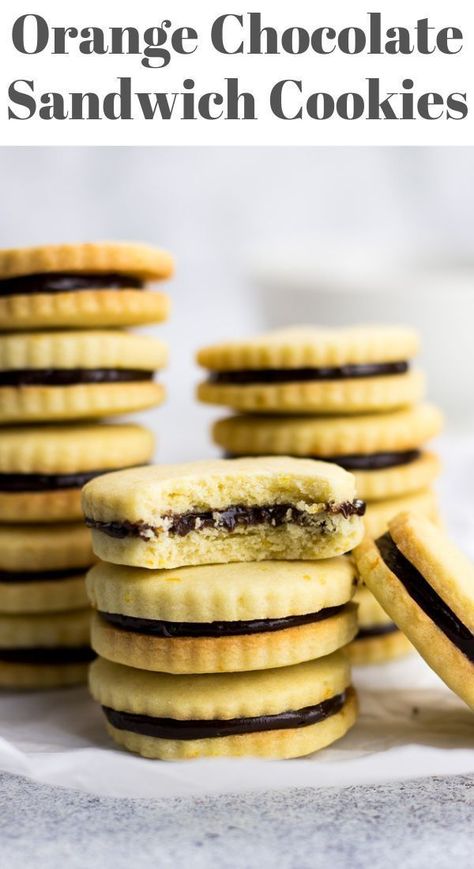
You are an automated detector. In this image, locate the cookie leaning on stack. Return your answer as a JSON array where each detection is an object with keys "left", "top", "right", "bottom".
[
  {"left": 84, "top": 457, "right": 363, "bottom": 759},
  {"left": 198, "top": 325, "right": 444, "bottom": 665},
  {"left": 0, "top": 241, "right": 172, "bottom": 689}
]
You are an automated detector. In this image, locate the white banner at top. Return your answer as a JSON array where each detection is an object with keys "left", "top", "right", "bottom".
[{"left": 0, "top": 0, "right": 473, "bottom": 146}]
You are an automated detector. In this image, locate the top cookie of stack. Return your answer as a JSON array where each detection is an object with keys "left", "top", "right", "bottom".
[{"left": 0, "top": 241, "right": 173, "bottom": 330}]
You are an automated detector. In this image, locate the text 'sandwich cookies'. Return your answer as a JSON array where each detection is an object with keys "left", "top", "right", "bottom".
[
  {"left": 0, "top": 242, "right": 173, "bottom": 331},
  {"left": 83, "top": 457, "right": 366, "bottom": 569},
  {"left": 0, "top": 330, "right": 167, "bottom": 423},
  {"left": 87, "top": 558, "right": 358, "bottom": 674},
  {"left": 355, "top": 512, "right": 474, "bottom": 708},
  {"left": 0, "top": 423, "right": 155, "bottom": 523},
  {"left": 90, "top": 651, "right": 357, "bottom": 759},
  {"left": 197, "top": 326, "right": 423, "bottom": 414}
]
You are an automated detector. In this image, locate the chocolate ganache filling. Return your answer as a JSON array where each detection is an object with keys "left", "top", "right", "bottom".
[
  {"left": 0, "top": 646, "right": 95, "bottom": 664},
  {"left": 102, "top": 690, "right": 347, "bottom": 740},
  {"left": 0, "top": 466, "right": 140, "bottom": 493},
  {"left": 0, "top": 370, "right": 154, "bottom": 387},
  {"left": 86, "top": 500, "right": 366, "bottom": 540},
  {"left": 0, "top": 567, "right": 85, "bottom": 584},
  {"left": 376, "top": 532, "right": 474, "bottom": 663},
  {"left": 0, "top": 272, "right": 143, "bottom": 296},
  {"left": 98, "top": 604, "right": 345, "bottom": 638},
  {"left": 225, "top": 450, "right": 420, "bottom": 471},
  {"left": 209, "top": 361, "right": 408, "bottom": 385}
]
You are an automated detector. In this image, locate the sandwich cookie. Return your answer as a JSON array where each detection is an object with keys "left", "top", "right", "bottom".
[
  {"left": 90, "top": 651, "right": 357, "bottom": 759},
  {"left": 0, "top": 608, "right": 93, "bottom": 689},
  {"left": 348, "top": 585, "right": 412, "bottom": 665},
  {"left": 215, "top": 404, "right": 442, "bottom": 501},
  {"left": 0, "top": 423, "right": 155, "bottom": 523},
  {"left": 82, "top": 457, "right": 366, "bottom": 569},
  {"left": 0, "top": 242, "right": 173, "bottom": 330},
  {"left": 0, "top": 523, "right": 93, "bottom": 614},
  {"left": 197, "top": 326, "right": 423, "bottom": 414},
  {"left": 355, "top": 512, "right": 474, "bottom": 708},
  {"left": 0, "top": 330, "right": 167, "bottom": 423},
  {"left": 87, "top": 558, "right": 358, "bottom": 674}
]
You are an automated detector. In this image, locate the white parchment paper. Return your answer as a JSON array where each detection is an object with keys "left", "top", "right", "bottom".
[{"left": 0, "top": 655, "right": 472, "bottom": 799}]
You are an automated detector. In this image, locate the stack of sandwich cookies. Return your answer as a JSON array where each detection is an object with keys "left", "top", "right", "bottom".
[
  {"left": 0, "top": 523, "right": 94, "bottom": 688},
  {"left": 355, "top": 512, "right": 474, "bottom": 708},
  {"left": 0, "top": 240, "right": 172, "bottom": 689},
  {"left": 199, "top": 325, "right": 443, "bottom": 665},
  {"left": 197, "top": 326, "right": 423, "bottom": 414},
  {"left": 0, "top": 241, "right": 173, "bottom": 330},
  {"left": 84, "top": 458, "right": 363, "bottom": 759}
]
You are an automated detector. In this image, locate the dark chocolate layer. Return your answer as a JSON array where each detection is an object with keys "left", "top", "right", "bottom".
[
  {"left": 376, "top": 533, "right": 474, "bottom": 663},
  {"left": 98, "top": 604, "right": 345, "bottom": 638},
  {"left": 354, "top": 623, "right": 400, "bottom": 641},
  {"left": 86, "top": 499, "right": 366, "bottom": 540},
  {"left": 209, "top": 362, "right": 408, "bottom": 385},
  {"left": 0, "top": 645, "right": 95, "bottom": 664},
  {"left": 0, "top": 567, "right": 86, "bottom": 584},
  {"left": 226, "top": 450, "right": 421, "bottom": 471},
  {"left": 102, "top": 690, "right": 347, "bottom": 740},
  {"left": 0, "top": 272, "right": 143, "bottom": 296},
  {"left": 0, "top": 466, "right": 140, "bottom": 493},
  {"left": 0, "top": 370, "right": 154, "bottom": 387}
]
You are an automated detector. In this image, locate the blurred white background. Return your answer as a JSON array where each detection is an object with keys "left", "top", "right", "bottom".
[{"left": 0, "top": 146, "right": 473, "bottom": 462}]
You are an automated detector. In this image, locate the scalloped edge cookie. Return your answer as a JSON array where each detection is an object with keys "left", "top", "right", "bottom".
[{"left": 0, "top": 242, "right": 174, "bottom": 281}]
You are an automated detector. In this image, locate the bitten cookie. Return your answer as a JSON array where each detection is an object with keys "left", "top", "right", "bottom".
[
  {"left": 0, "top": 330, "right": 167, "bottom": 423},
  {"left": 0, "top": 242, "right": 173, "bottom": 330},
  {"left": 214, "top": 404, "right": 442, "bottom": 501},
  {"left": 89, "top": 650, "right": 357, "bottom": 759},
  {"left": 0, "top": 423, "right": 155, "bottom": 522},
  {"left": 348, "top": 584, "right": 412, "bottom": 666},
  {"left": 197, "top": 326, "right": 423, "bottom": 414},
  {"left": 83, "top": 457, "right": 365, "bottom": 569},
  {"left": 355, "top": 512, "right": 474, "bottom": 708},
  {"left": 0, "top": 608, "right": 93, "bottom": 689},
  {"left": 87, "top": 558, "right": 358, "bottom": 673}
]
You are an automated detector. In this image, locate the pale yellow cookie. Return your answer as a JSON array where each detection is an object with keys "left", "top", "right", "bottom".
[
  {"left": 86, "top": 558, "right": 356, "bottom": 622},
  {"left": 347, "top": 584, "right": 413, "bottom": 665},
  {"left": 0, "top": 290, "right": 171, "bottom": 331},
  {"left": 0, "top": 660, "right": 91, "bottom": 690},
  {"left": 197, "top": 326, "right": 420, "bottom": 370},
  {"left": 363, "top": 490, "right": 440, "bottom": 539},
  {"left": 213, "top": 405, "right": 443, "bottom": 457},
  {"left": 0, "top": 423, "right": 155, "bottom": 522},
  {"left": 355, "top": 513, "right": 474, "bottom": 708},
  {"left": 0, "top": 330, "right": 167, "bottom": 370},
  {"left": 0, "top": 570, "right": 88, "bottom": 614},
  {"left": 0, "top": 608, "right": 90, "bottom": 648},
  {"left": 0, "top": 242, "right": 174, "bottom": 281},
  {"left": 0, "top": 382, "right": 165, "bottom": 424},
  {"left": 0, "top": 523, "right": 94, "bottom": 573},
  {"left": 197, "top": 372, "right": 424, "bottom": 414},
  {"left": 90, "top": 652, "right": 357, "bottom": 759},
  {"left": 83, "top": 457, "right": 365, "bottom": 569},
  {"left": 352, "top": 452, "right": 441, "bottom": 502},
  {"left": 90, "top": 605, "right": 358, "bottom": 674}
]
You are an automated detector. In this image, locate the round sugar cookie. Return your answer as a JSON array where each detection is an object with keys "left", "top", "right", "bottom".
[
  {"left": 0, "top": 423, "right": 155, "bottom": 522},
  {"left": 0, "top": 569, "right": 88, "bottom": 614},
  {"left": 0, "top": 523, "right": 94, "bottom": 573},
  {"left": 355, "top": 512, "right": 474, "bottom": 708},
  {"left": 363, "top": 489, "right": 440, "bottom": 540},
  {"left": 90, "top": 652, "right": 357, "bottom": 759},
  {"left": 0, "top": 242, "right": 174, "bottom": 281}
]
